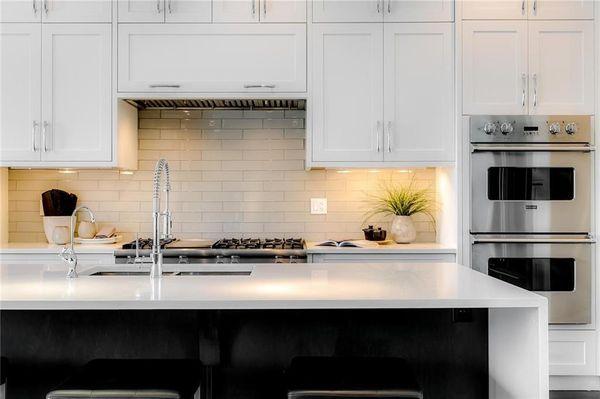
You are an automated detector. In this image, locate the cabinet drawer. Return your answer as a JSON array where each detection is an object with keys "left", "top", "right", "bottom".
[
  {"left": 0, "top": 253, "right": 115, "bottom": 265},
  {"left": 118, "top": 24, "right": 306, "bottom": 93},
  {"left": 310, "top": 253, "right": 456, "bottom": 263},
  {"left": 549, "top": 330, "right": 597, "bottom": 376}
]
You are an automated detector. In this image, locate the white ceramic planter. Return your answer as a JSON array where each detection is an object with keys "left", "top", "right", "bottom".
[{"left": 391, "top": 215, "right": 417, "bottom": 244}]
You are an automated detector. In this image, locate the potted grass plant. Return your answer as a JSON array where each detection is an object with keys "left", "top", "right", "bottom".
[{"left": 366, "top": 181, "right": 436, "bottom": 244}]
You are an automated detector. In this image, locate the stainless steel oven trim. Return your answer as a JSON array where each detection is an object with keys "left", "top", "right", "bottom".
[
  {"left": 471, "top": 240, "right": 593, "bottom": 324},
  {"left": 470, "top": 149, "right": 593, "bottom": 234}
]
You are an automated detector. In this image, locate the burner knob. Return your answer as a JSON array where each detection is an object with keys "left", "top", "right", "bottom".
[
  {"left": 289, "top": 255, "right": 298, "bottom": 264},
  {"left": 274, "top": 256, "right": 284, "bottom": 264},
  {"left": 500, "top": 122, "right": 514, "bottom": 135},
  {"left": 565, "top": 122, "right": 578, "bottom": 135},
  {"left": 548, "top": 122, "right": 561, "bottom": 135},
  {"left": 230, "top": 255, "right": 240, "bottom": 264},
  {"left": 216, "top": 255, "right": 226, "bottom": 264},
  {"left": 483, "top": 122, "right": 497, "bottom": 135}
]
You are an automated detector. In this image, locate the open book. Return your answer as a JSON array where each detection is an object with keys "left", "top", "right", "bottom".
[{"left": 315, "top": 240, "right": 380, "bottom": 248}]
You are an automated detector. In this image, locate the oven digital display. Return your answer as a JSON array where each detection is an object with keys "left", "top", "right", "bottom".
[
  {"left": 488, "top": 258, "right": 575, "bottom": 291},
  {"left": 487, "top": 167, "right": 574, "bottom": 201}
]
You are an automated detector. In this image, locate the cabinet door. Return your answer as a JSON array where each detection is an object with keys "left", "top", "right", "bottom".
[
  {"left": 118, "top": 0, "right": 165, "bottom": 22},
  {"left": 385, "top": 0, "right": 454, "bottom": 22},
  {"left": 0, "top": 0, "right": 42, "bottom": 22},
  {"left": 529, "top": 0, "right": 594, "bottom": 20},
  {"left": 213, "top": 0, "right": 258, "bottom": 22},
  {"left": 462, "top": 0, "right": 526, "bottom": 19},
  {"left": 42, "top": 0, "right": 112, "bottom": 22},
  {"left": 529, "top": 21, "right": 594, "bottom": 115},
  {"left": 118, "top": 24, "right": 306, "bottom": 92},
  {"left": 260, "top": 0, "right": 306, "bottom": 22},
  {"left": 312, "top": 24, "right": 383, "bottom": 163},
  {"left": 41, "top": 24, "right": 111, "bottom": 162},
  {"left": 463, "top": 21, "right": 528, "bottom": 115},
  {"left": 312, "top": 0, "right": 382, "bottom": 22},
  {"left": 0, "top": 24, "right": 41, "bottom": 163},
  {"left": 384, "top": 23, "right": 453, "bottom": 162},
  {"left": 164, "top": 0, "right": 211, "bottom": 22}
]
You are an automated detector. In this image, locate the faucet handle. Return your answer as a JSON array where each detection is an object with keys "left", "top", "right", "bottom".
[{"left": 60, "top": 246, "right": 78, "bottom": 278}]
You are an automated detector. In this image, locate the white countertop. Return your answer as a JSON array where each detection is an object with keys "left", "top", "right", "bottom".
[
  {"left": 305, "top": 242, "right": 456, "bottom": 254},
  {"left": 0, "top": 262, "right": 545, "bottom": 310},
  {"left": 0, "top": 242, "right": 120, "bottom": 254}
]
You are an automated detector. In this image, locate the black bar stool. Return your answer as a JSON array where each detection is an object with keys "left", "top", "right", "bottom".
[
  {"left": 286, "top": 357, "right": 423, "bottom": 399},
  {"left": 46, "top": 359, "right": 203, "bottom": 399}
]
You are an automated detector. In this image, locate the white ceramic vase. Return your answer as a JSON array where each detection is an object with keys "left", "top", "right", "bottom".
[{"left": 391, "top": 215, "right": 417, "bottom": 244}]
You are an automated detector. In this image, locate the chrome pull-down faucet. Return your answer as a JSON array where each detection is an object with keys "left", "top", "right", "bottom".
[
  {"left": 61, "top": 206, "right": 96, "bottom": 279},
  {"left": 151, "top": 159, "right": 173, "bottom": 279}
]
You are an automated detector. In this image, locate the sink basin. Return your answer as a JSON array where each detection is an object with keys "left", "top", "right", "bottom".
[{"left": 83, "top": 265, "right": 253, "bottom": 277}]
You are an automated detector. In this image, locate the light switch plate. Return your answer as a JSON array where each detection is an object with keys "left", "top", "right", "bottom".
[{"left": 310, "top": 198, "right": 327, "bottom": 215}]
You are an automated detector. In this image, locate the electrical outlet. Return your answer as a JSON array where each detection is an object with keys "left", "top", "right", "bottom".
[{"left": 310, "top": 198, "right": 327, "bottom": 215}]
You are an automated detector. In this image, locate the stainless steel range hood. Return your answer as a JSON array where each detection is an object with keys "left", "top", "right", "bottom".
[{"left": 124, "top": 98, "right": 306, "bottom": 110}]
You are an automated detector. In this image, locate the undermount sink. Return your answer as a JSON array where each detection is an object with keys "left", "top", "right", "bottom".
[{"left": 83, "top": 265, "right": 253, "bottom": 277}]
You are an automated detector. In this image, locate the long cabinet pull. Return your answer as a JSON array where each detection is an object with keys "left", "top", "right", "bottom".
[
  {"left": 251, "top": 0, "right": 256, "bottom": 17},
  {"left": 42, "top": 121, "right": 49, "bottom": 152},
  {"left": 521, "top": 73, "right": 526, "bottom": 109},
  {"left": 43, "top": 0, "right": 48, "bottom": 15},
  {"left": 244, "top": 84, "right": 276, "bottom": 89},
  {"left": 32, "top": 0, "right": 37, "bottom": 15},
  {"left": 32, "top": 121, "right": 38, "bottom": 152},
  {"left": 376, "top": 121, "right": 382, "bottom": 152},
  {"left": 149, "top": 84, "right": 180, "bottom": 88},
  {"left": 156, "top": 0, "right": 161, "bottom": 13},
  {"left": 386, "top": 121, "right": 392, "bottom": 153},
  {"left": 263, "top": 0, "right": 267, "bottom": 17},
  {"left": 521, "top": 0, "right": 525, "bottom": 15},
  {"left": 387, "top": 0, "right": 391, "bottom": 14},
  {"left": 532, "top": 73, "right": 538, "bottom": 109},
  {"left": 532, "top": 0, "right": 537, "bottom": 15},
  {"left": 168, "top": 0, "right": 172, "bottom": 13},
  {"left": 377, "top": 0, "right": 381, "bottom": 13}
]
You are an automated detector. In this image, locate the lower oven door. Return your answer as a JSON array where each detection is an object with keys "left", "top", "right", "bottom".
[
  {"left": 470, "top": 147, "right": 592, "bottom": 234},
  {"left": 471, "top": 237, "right": 593, "bottom": 324}
]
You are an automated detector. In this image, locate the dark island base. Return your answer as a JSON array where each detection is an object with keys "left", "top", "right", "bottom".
[{"left": 1, "top": 309, "right": 488, "bottom": 399}]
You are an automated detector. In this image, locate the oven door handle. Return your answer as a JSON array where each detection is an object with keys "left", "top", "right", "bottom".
[
  {"left": 471, "top": 144, "right": 594, "bottom": 153},
  {"left": 472, "top": 237, "right": 596, "bottom": 244}
]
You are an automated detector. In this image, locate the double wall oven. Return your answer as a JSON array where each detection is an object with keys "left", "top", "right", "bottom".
[{"left": 469, "top": 115, "right": 595, "bottom": 324}]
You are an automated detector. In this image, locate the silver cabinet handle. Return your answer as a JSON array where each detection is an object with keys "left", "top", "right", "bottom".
[
  {"left": 377, "top": 0, "right": 381, "bottom": 13},
  {"left": 521, "top": 73, "right": 526, "bottom": 109},
  {"left": 376, "top": 121, "right": 382, "bottom": 152},
  {"left": 532, "top": 73, "right": 537, "bottom": 109},
  {"left": 263, "top": 0, "right": 267, "bottom": 17},
  {"left": 43, "top": 0, "right": 48, "bottom": 15},
  {"left": 42, "top": 121, "right": 49, "bottom": 152},
  {"left": 532, "top": 0, "right": 537, "bottom": 15},
  {"left": 386, "top": 121, "right": 392, "bottom": 152},
  {"left": 32, "top": 121, "right": 38, "bottom": 152},
  {"left": 149, "top": 84, "right": 180, "bottom": 88},
  {"left": 244, "top": 84, "right": 276, "bottom": 89},
  {"left": 251, "top": 0, "right": 256, "bottom": 16},
  {"left": 167, "top": 0, "right": 172, "bottom": 13},
  {"left": 32, "top": 0, "right": 38, "bottom": 15},
  {"left": 387, "top": 0, "right": 391, "bottom": 14},
  {"left": 156, "top": 0, "right": 161, "bottom": 13},
  {"left": 521, "top": 0, "right": 525, "bottom": 15}
]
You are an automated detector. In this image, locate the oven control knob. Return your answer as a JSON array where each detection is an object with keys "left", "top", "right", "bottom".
[
  {"left": 483, "top": 122, "right": 497, "bottom": 135},
  {"left": 500, "top": 122, "right": 514, "bottom": 135},
  {"left": 230, "top": 255, "right": 240, "bottom": 264},
  {"left": 565, "top": 122, "right": 578, "bottom": 135},
  {"left": 548, "top": 122, "right": 561, "bottom": 135}
]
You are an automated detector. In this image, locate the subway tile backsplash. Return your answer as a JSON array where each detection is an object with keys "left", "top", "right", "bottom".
[{"left": 7, "top": 110, "right": 437, "bottom": 243}]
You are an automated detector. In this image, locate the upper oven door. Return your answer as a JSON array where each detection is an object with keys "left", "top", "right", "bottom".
[
  {"left": 471, "top": 148, "right": 592, "bottom": 234},
  {"left": 471, "top": 238, "right": 592, "bottom": 324}
]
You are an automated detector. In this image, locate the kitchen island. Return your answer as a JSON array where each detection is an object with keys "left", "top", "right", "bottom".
[{"left": 0, "top": 262, "right": 548, "bottom": 399}]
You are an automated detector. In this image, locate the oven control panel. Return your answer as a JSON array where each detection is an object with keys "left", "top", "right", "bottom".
[{"left": 470, "top": 115, "right": 592, "bottom": 143}]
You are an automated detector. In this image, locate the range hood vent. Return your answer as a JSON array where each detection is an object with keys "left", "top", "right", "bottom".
[{"left": 125, "top": 98, "right": 306, "bottom": 110}]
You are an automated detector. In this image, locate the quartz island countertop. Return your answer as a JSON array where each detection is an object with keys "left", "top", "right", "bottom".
[{"left": 0, "top": 261, "right": 544, "bottom": 310}]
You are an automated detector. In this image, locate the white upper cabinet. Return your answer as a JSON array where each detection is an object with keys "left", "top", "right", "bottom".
[
  {"left": 118, "top": 24, "right": 306, "bottom": 92},
  {"left": 463, "top": 21, "right": 528, "bottom": 115},
  {"left": 528, "top": 21, "right": 594, "bottom": 115},
  {"left": 118, "top": 0, "right": 168, "bottom": 22},
  {"left": 213, "top": 0, "right": 258, "bottom": 22},
  {"left": 311, "top": 24, "right": 384, "bottom": 162},
  {"left": 463, "top": 0, "right": 527, "bottom": 19},
  {"left": 260, "top": 0, "right": 306, "bottom": 22},
  {"left": 0, "top": 24, "right": 42, "bottom": 163},
  {"left": 312, "top": 0, "right": 383, "bottom": 22},
  {"left": 41, "top": 24, "right": 112, "bottom": 162},
  {"left": 164, "top": 0, "right": 212, "bottom": 22},
  {"left": 383, "top": 23, "right": 454, "bottom": 162},
  {"left": 1, "top": 0, "right": 111, "bottom": 22},
  {"left": 0, "top": 0, "right": 42, "bottom": 22},
  {"left": 463, "top": 0, "right": 593, "bottom": 19},
  {"left": 529, "top": 0, "right": 593, "bottom": 19},
  {"left": 385, "top": 0, "right": 454, "bottom": 21}
]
